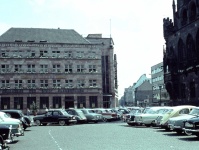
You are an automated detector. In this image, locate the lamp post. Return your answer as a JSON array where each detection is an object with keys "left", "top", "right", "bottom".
[{"left": 159, "top": 85, "right": 162, "bottom": 106}]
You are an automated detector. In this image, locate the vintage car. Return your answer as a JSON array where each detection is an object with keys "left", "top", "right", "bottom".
[
  {"left": 33, "top": 109, "right": 77, "bottom": 126},
  {"left": 0, "top": 117, "right": 24, "bottom": 138},
  {"left": 65, "top": 108, "right": 87, "bottom": 123},
  {"left": 133, "top": 107, "right": 173, "bottom": 127},
  {"left": 1, "top": 109, "right": 32, "bottom": 130},
  {"left": 183, "top": 117, "right": 199, "bottom": 137},
  {"left": 80, "top": 109, "right": 103, "bottom": 123},
  {"left": 118, "top": 108, "right": 130, "bottom": 122},
  {"left": 93, "top": 108, "right": 117, "bottom": 122},
  {"left": 168, "top": 107, "right": 199, "bottom": 134},
  {"left": 126, "top": 107, "right": 147, "bottom": 126},
  {"left": 0, "top": 125, "right": 12, "bottom": 149},
  {"left": 155, "top": 105, "right": 196, "bottom": 130}
]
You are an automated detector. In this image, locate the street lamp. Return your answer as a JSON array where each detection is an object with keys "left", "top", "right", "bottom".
[{"left": 159, "top": 85, "right": 162, "bottom": 106}]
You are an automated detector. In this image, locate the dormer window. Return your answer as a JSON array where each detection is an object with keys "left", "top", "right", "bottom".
[
  {"left": 15, "top": 40, "right": 22, "bottom": 42},
  {"left": 40, "top": 40, "right": 47, "bottom": 43},
  {"left": 27, "top": 40, "right": 35, "bottom": 42}
]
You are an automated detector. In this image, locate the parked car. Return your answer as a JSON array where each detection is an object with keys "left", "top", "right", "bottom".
[
  {"left": 126, "top": 107, "right": 149, "bottom": 126},
  {"left": 168, "top": 107, "right": 199, "bottom": 134},
  {"left": 93, "top": 108, "right": 117, "bottom": 122},
  {"left": 33, "top": 109, "right": 77, "bottom": 126},
  {"left": 0, "top": 125, "right": 12, "bottom": 149},
  {"left": 80, "top": 109, "right": 103, "bottom": 123},
  {"left": 134, "top": 107, "right": 173, "bottom": 127},
  {"left": 183, "top": 116, "right": 199, "bottom": 137},
  {"left": 65, "top": 108, "right": 87, "bottom": 123},
  {"left": 0, "top": 117, "right": 24, "bottom": 138},
  {"left": 1, "top": 109, "right": 31, "bottom": 130},
  {"left": 155, "top": 105, "right": 196, "bottom": 130},
  {"left": 118, "top": 108, "right": 130, "bottom": 122}
]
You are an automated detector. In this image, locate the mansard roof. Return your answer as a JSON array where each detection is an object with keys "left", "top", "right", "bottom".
[{"left": 0, "top": 27, "right": 90, "bottom": 44}]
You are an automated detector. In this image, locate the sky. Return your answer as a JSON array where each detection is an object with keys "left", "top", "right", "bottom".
[{"left": 0, "top": 0, "right": 173, "bottom": 99}]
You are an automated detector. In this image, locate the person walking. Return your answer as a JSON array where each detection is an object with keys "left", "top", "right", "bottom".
[{"left": 27, "top": 108, "right": 30, "bottom": 116}]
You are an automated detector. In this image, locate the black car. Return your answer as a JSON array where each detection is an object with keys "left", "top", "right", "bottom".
[
  {"left": 183, "top": 117, "right": 199, "bottom": 137},
  {"left": 0, "top": 125, "right": 12, "bottom": 149},
  {"left": 1, "top": 110, "right": 31, "bottom": 130},
  {"left": 65, "top": 109, "right": 87, "bottom": 123},
  {"left": 33, "top": 109, "right": 77, "bottom": 126}
]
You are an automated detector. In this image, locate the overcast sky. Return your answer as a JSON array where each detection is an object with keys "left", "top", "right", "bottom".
[{"left": 0, "top": 0, "right": 173, "bottom": 99}]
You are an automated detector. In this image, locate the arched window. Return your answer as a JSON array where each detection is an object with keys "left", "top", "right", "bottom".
[
  {"left": 178, "top": 39, "right": 186, "bottom": 62},
  {"left": 189, "top": 2, "right": 196, "bottom": 22},
  {"left": 186, "top": 34, "right": 195, "bottom": 61},
  {"left": 181, "top": 9, "right": 187, "bottom": 26}
]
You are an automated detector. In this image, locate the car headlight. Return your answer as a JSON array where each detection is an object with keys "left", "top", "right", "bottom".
[{"left": 185, "top": 122, "right": 194, "bottom": 128}]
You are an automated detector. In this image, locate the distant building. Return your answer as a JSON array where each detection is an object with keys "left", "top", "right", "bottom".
[
  {"left": 0, "top": 28, "right": 118, "bottom": 112},
  {"left": 163, "top": 0, "right": 199, "bottom": 105},
  {"left": 123, "top": 74, "right": 152, "bottom": 106},
  {"left": 151, "top": 62, "right": 170, "bottom": 106}
]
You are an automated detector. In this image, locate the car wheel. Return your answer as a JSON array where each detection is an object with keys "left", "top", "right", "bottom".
[
  {"left": 127, "top": 123, "right": 134, "bottom": 126},
  {"left": 145, "top": 124, "right": 151, "bottom": 127},
  {"left": 35, "top": 120, "right": 41, "bottom": 126},
  {"left": 59, "top": 120, "right": 65, "bottom": 126},
  {"left": 42, "top": 123, "right": 47, "bottom": 126},
  {"left": 102, "top": 117, "right": 107, "bottom": 122},
  {"left": 184, "top": 130, "right": 192, "bottom": 136}
]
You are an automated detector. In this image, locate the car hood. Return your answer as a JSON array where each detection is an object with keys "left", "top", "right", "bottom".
[{"left": 4, "top": 118, "right": 20, "bottom": 123}]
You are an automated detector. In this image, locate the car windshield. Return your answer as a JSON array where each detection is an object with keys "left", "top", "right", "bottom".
[
  {"left": 164, "top": 109, "right": 173, "bottom": 113},
  {"left": 61, "top": 110, "right": 69, "bottom": 115},
  {"left": 189, "top": 108, "right": 199, "bottom": 116},
  {"left": 88, "top": 110, "right": 95, "bottom": 113}
]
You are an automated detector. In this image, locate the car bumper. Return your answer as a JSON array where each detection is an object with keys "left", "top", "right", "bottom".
[{"left": 183, "top": 128, "right": 199, "bottom": 133}]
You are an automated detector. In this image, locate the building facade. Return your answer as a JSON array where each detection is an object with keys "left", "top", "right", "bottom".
[
  {"left": 0, "top": 28, "right": 118, "bottom": 112},
  {"left": 151, "top": 62, "right": 170, "bottom": 106},
  {"left": 163, "top": 0, "right": 199, "bottom": 105}
]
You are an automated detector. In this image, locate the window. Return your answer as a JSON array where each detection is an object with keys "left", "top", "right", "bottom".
[
  {"left": 65, "top": 64, "right": 73, "bottom": 73},
  {"left": 40, "top": 80, "right": 48, "bottom": 88},
  {"left": 1, "top": 50, "right": 9, "bottom": 57},
  {"left": 52, "top": 51, "right": 60, "bottom": 58},
  {"left": 77, "top": 65, "right": 84, "bottom": 73},
  {"left": 88, "top": 51, "right": 96, "bottom": 58},
  {"left": 40, "top": 65, "right": 48, "bottom": 73},
  {"left": 15, "top": 80, "right": 23, "bottom": 89},
  {"left": 14, "top": 65, "right": 23, "bottom": 72},
  {"left": 14, "top": 97, "right": 23, "bottom": 109},
  {"left": 65, "top": 80, "right": 73, "bottom": 88},
  {"left": 1, "top": 64, "right": 10, "bottom": 73},
  {"left": 77, "top": 80, "right": 85, "bottom": 88},
  {"left": 53, "top": 80, "right": 61, "bottom": 88},
  {"left": 89, "top": 65, "right": 96, "bottom": 72},
  {"left": 27, "top": 64, "right": 36, "bottom": 73},
  {"left": 40, "top": 50, "right": 48, "bottom": 57},
  {"left": 53, "top": 64, "right": 61, "bottom": 73},
  {"left": 76, "top": 51, "right": 84, "bottom": 58},
  {"left": 64, "top": 51, "right": 73, "bottom": 58},
  {"left": 89, "top": 80, "right": 97, "bottom": 87},
  {"left": 1, "top": 80, "right": 10, "bottom": 89},
  {"left": 27, "top": 80, "right": 36, "bottom": 89}
]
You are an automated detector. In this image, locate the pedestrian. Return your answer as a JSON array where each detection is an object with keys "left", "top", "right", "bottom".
[{"left": 27, "top": 108, "right": 30, "bottom": 116}]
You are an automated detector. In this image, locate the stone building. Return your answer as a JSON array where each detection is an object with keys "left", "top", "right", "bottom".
[
  {"left": 0, "top": 28, "right": 118, "bottom": 112},
  {"left": 163, "top": 0, "right": 199, "bottom": 105}
]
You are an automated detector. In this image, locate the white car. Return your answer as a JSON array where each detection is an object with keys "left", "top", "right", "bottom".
[{"left": 134, "top": 107, "right": 172, "bottom": 127}]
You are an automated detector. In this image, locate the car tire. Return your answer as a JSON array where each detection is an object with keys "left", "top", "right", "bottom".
[
  {"left": 42, "top": 123, "right": 47, "bottom": 126},
  {"left": 184, "top": 130, "right": 192, "bottom": 136},
  {"left": 176, "top": 130, "right": 183, "bottom": 134},
  {"left": 59, "top": 120, "right": 65, "bottom": 126},
  {"left": 102, "top": 117, "right": 107, "bottom": 122},
  {"left": 35, "top": 120, "right": 41, "bottom": 126}
]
